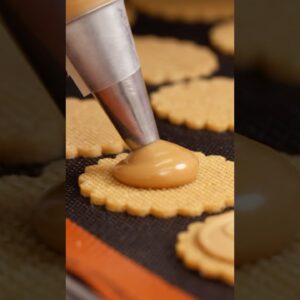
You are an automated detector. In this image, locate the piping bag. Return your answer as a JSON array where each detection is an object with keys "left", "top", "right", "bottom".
[{"left": 66, "top": 0, "right": 159, "bottom": 149}]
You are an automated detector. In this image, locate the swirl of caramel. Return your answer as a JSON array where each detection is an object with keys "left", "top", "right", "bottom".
[{"left": 197, "top": 211, "right": 234, "bottom": 263}]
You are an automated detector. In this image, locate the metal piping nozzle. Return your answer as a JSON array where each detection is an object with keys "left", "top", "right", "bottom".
[{"left": 66, "top": 0, "right": 159, "bottom": 149}]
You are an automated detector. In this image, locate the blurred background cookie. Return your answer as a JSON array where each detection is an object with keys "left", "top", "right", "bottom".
[
  {"left": 130, "top": 0, "right": 234, "bottom": 23},
  {"left": 135, "top": 35, "right": 218, "bottom": 84},
  {"left": 209, "top": 20, "right": 234, "bottom": 55},
  {"left": 151, "top": 77, "right": 234, "bottom": 131}
]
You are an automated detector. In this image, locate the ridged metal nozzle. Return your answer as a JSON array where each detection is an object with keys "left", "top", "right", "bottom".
[{"left": 66, "top": 0, "right": 159, "bottom": 149}]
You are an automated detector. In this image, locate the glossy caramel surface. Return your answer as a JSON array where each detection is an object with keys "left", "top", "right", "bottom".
[{"left": 113, "top": 140, "right": 199, "bottom": 189}]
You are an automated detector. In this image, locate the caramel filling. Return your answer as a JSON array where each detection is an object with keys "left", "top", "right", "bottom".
[
  {"left": 112, "top": 140, "right": 199, "bottom": 189},
  {"left": 66, "top": 0, "right": 113, "bottom": 22},
  {"left": 197, "top": 212, "right": 234, "bottom": 263}
]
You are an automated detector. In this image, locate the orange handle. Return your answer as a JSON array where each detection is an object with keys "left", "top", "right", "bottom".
[{"left": 66, "top": 219, "right": 197, "bottom": 300}]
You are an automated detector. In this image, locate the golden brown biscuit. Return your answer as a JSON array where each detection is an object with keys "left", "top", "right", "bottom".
[
  {"left": 66, "top": 98, "right": 126, "bottom": 159},
  {"left": 135, "top": 35, "right": 218, "bottom": 85},
  {"left": 176, "top": 211, "right": 234, "bottom": 285},
  {"left": 151, "top": 77, "right": 234, "bottom": 132},
  {"left": 209, "top": 20, "right": 234, "bottom": 55},
  {"left": 78, "top": 152, "right": 234, "bottom": 218},
  {"left": 130, "top": 0, "right": 234, "bottom": 23}
]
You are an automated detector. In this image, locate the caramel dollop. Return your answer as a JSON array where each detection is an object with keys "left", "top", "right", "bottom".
[{"left": 112, "top": 140, "right": 199, "bottom": 189}]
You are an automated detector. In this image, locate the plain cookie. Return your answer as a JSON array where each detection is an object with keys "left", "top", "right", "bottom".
[
  {"left": 135, "top": 35, "right": 218, "bottom": 85},
  {"left": 66, "top": 98, "right": 126, "bottom": 159},
  {"left": 151, "top": 77, "right": 234, "bottom": 132},
  {"left": 78, "top": 152, "right": 234, "bottom": 218}
]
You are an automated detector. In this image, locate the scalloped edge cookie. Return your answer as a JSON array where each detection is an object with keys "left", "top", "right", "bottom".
[
  {"left": 135, "top": 35, "right": 218, "bottom": 85},
  {"left": 78, "top": 152, "right": 234, "bottom": 218},
  {"left": 176, "top": 211, "right": 234, "bottom": 285},
  {"left": 66, "top": 98, "right": 126, "bottom": 159},
  {"left": 151, "top": 77, "right": 234, "bottom": 132}
]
